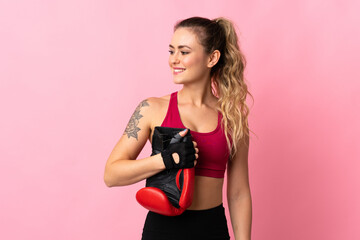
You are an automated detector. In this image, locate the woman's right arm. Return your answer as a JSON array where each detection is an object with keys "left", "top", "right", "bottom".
[{"left": 103, "top": 97, "right": 165, "bottom": 187}]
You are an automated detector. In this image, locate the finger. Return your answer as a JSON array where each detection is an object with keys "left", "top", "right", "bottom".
[
  {"left": 192, "top": 141, "right": 197, "bottom": 147},
  {"left": 172, "top": 152, "right": 180, "bottom": 163},
  {"left": 178, "top": 128, "right": 188, "bottom": 137},
  {"left": 195, "top": 153, "right": 198, "bottom": 159}
]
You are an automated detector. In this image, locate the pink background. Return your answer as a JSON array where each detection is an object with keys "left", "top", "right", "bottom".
[{"left": 1, "top": 0, "right": 359, "bottom": 239}]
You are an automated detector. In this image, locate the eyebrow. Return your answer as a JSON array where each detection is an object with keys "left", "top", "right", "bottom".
[{"left": 169, "top": 44, "right": 192, "bottom": 50}]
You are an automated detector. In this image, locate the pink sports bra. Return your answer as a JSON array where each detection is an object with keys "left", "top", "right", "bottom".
[{"left": 161, "top": 91, "right": 231, "bottom": 178}]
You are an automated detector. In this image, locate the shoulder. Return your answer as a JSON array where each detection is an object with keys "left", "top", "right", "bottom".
[
  {"left": 134, "top": 93, "right": 172, "bottom": 126},
  {"left": 140, "top": 93, "right": 171, "bottom": 114}
]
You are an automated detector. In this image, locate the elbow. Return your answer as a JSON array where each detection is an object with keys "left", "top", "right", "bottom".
[
  {"left": 103, "top": 166, "right": 119, "bottom": 187},
  {"left": 227, "top": 188, "right": 252, "bottom": 202},
  {"left": 104, "top": 172, "right": 114, "bottom": 187},
  {"left": 103, "top": 167, "right": 128, "bottom": 187},
  {"left": 104, "top": 174, "right": 124, "bottom": 187}
]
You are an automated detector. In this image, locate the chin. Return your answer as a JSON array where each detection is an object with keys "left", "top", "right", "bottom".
[
  {"left": 173, "top": 77, "right": 189, "bottom": 84},
  {"left": 173, "top": 79, "right": 183, "bottom": 85}
]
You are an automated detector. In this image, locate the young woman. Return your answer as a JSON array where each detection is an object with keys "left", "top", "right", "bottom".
[{"left": 104, "top": 16, "right": 253, "bottom": 240}]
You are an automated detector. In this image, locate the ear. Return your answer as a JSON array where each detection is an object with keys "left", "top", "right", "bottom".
[{"left": 207, "top": 50, "right": 221, "bottom": 68}]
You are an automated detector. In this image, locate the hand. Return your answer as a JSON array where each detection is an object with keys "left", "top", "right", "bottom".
[
  {"left": 172, "top": 129, "right": 199, "bottom": 166},
  {"left": 161, "top": 129, "right": 199, "bottom": 169}
]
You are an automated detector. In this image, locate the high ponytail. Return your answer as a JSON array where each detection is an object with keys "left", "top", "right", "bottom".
[{"left": 174, "top": 16, "right": 254, "bottom": 161}]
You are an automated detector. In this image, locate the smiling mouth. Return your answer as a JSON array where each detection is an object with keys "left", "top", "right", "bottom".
[{"left": 174, "top": 69, "right": 186, "bottom": 74}]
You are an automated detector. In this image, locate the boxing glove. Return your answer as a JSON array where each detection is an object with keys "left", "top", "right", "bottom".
[{"left": 136, "top": 127, "right": 196, "bottom": 216}]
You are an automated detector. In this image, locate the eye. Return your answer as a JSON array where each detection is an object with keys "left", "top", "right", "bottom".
[{"left": 168, "top": 50, "right": 189, "bottom": 55}]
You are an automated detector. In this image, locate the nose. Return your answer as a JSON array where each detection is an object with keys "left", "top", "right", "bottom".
[{"left": 170, "top": 51, "right": 180, "bottom": 64}]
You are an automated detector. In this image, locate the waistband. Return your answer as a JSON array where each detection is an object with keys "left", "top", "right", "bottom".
[
  {"left": 147, "top": 203, "right": 225, "bottom": 218},
  {"left": 185, "top": 203, "right": 223, "bottom": 212},
  {"left": 180, "top": 203, "right": 224, "bottom": 217}
]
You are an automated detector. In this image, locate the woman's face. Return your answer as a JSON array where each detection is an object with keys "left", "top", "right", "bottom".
[{"left": 168, "top": 27, "right": 210, "bottom": 84}]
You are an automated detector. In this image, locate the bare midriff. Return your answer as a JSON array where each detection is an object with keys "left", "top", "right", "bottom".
[{"left": 187, "top": 175, "right": 224, "bottom": 210}]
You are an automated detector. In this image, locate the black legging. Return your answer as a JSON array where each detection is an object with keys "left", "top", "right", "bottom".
[{"left": 142, "top": 203, "right": 230, "bottom": 240}]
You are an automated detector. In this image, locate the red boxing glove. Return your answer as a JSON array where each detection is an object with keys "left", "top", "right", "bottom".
[{"left": 136, "top": 127, "right": 195, "bottom": 216}]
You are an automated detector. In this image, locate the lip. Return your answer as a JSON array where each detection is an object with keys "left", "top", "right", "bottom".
[{"left": 173, "top": 68, "right": 186, "bottom": 75}]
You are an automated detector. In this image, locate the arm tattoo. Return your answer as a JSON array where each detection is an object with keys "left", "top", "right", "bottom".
[{"left": 123, "top": 99, "right": 150, "bottom": 140}]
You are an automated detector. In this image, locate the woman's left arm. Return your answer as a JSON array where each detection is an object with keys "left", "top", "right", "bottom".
[{"left": 227, "top": 132, "right": 252, "bottom": 240}]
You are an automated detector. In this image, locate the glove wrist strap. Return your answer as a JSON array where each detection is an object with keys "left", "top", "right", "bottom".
[{"left": 161, "top": 152, "right": 174, "bottom": 169}]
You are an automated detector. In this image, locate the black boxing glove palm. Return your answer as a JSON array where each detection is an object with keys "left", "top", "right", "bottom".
[{"left": 161, "top": 141, "right": 196, "bottom": 169}]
